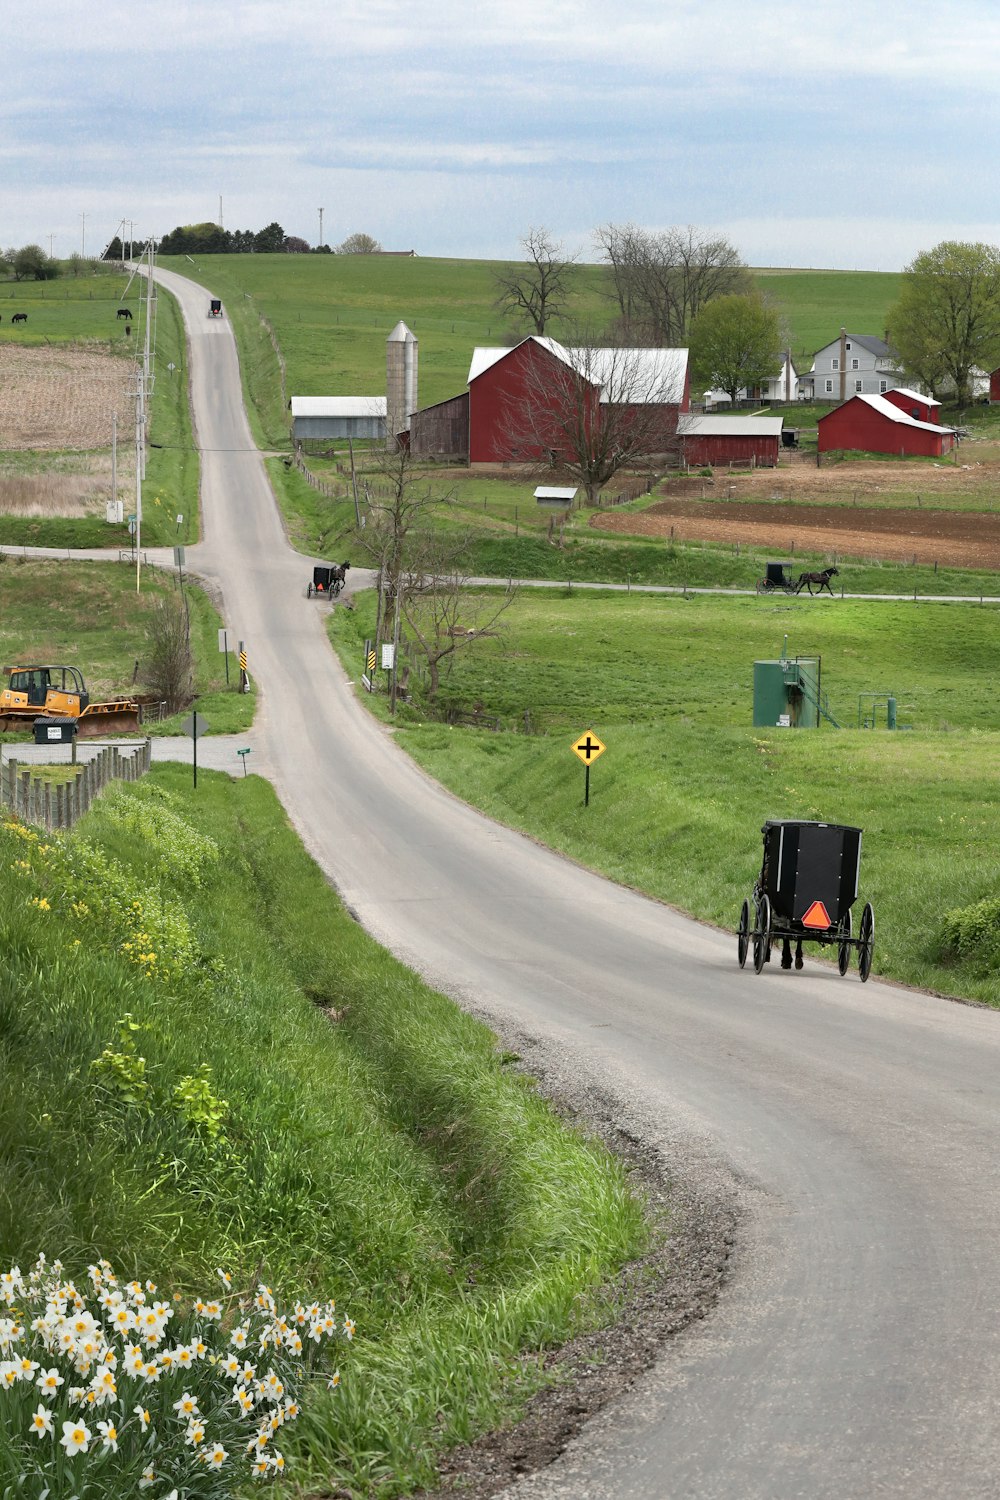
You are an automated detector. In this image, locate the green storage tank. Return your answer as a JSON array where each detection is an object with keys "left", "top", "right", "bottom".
[{"left": 753, "top": 657, "right": 821, "bottom": 728}]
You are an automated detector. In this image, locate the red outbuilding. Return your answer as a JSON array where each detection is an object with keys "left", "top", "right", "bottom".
[
  {"left": 678, "top": 414, "right": 783, "bottom": 468},
  {"left": 881, "top": 387, "right": 941, "bottom": 424},
  {"left": 817, "top": 393, "right": 957, "bottom": 458}
]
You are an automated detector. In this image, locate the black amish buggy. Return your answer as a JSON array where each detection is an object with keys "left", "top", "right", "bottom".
[
  {"left": 755, "top": 560, "right": 797, "bottom": 595},
  {"left": 737, "top": 820, "right": 875, "bottom": 980},
  {"left": 208, "top": 299, "right": 222, "bottom": 317},
  {"left": 306, "top": 562, "right": 349, "bottom": 600}
]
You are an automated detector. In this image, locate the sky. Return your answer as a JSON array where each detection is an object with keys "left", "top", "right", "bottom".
[{"left": 6, "top": 0, "right": 1000, "bottom": 270}]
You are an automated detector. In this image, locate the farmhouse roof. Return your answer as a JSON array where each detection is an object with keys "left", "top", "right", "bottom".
[
  {"left": 819, "top": 393, "right": 955, "bottom": 435},
  {"left": 290, "top": 396, "right": 387, "bottom": 418},
  {"left": 679, "top": 415, "right": 784, "bottom": 436},
  {"left": 467, "top": 337, "right": 688, "bottom": 403}
]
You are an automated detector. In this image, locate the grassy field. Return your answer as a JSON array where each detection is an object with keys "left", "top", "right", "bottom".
[
  {"left": 0, "top": 265, "right": 136, "bottom": 346},
  {"left": 162, "top": 254, "right": 904, "bottom": 448},
  {"left": 329, "top": 587, "right": 1000, "bottom": 1005},
  {"left": 0, "top": 766, "right": 644, "bottom": 1494},
  {"left": 0, "top": 559, "right": 253, "bottom": 737}
]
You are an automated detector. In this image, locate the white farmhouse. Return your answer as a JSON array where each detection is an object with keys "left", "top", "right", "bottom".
[{"left": 797, "top": 331, "right": 903, "bottom": 402}]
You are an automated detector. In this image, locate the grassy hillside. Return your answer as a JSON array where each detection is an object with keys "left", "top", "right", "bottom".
[
  {"left": 330, "top": 587, "right": 1000, "bottom": 1005},
  {"left": 161, "top": 254, "right": 902, "bottom": 444},
  {"left": 0, "top": 265, "right": 136, "bottom": 347},
  {"left": 0, "top": 768, "right": 644, "bottom": 1493}
]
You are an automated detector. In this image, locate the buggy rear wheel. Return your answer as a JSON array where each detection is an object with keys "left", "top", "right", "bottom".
[
  {"left": 838, "top": 909, "right": 852, "bottom": 975},
  {"left": 753, "top": 894, "right": 771, "bottom": 974},
  {"left": 858, "top": 902, "right": 875, "bottom": 982},
  {"left": 737, "top": 898, "right": 751, "bottom": 968},
  {"left": 307, "top": 582, "right": 314, "bottom": 598}
]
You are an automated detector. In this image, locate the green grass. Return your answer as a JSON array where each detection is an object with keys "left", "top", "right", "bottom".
[
  {"left": 330, "top": 587, "right": 1000, "bottom": 1004},
  {"left": 0, "top": 559, "right": 253, "bottom": 737},
  {"left": 0, "top": 267, "right": 138, "bottom": 346},
  {"left": 754, "top": 269, "right": 903, "bottom": 364},
  {"left": 0, "top": 768, "right": 645, "bottom": 1493}
]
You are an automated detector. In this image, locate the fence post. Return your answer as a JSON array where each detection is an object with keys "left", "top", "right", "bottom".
[{"left": 42, "top": 782, "right": 52, "bottom": 831}]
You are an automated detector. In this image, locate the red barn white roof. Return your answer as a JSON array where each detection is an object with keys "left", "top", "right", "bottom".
[
  {"left": 468, "top": 337, "right": 688, "bottom": 404},
  {"left": 821, "top": 393, "right": 954, "bottom": 435}
]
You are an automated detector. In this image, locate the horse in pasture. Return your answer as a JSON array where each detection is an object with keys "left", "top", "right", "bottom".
[
  {"left": 117, "top": 308, "right": 133, "bottom": 320},
  {"left": 795, "top": 566, "right": 839, "bottom": 596},
  {"left": 10, "top": 313, "right": 27, "bottom": 325}
]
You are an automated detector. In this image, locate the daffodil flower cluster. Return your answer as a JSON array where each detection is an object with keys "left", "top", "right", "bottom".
[{"left": 0, "top": 1255, "right": 349, "bottom": 1498}]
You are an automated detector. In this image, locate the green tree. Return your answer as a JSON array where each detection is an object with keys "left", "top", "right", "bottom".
[
  {"left": 887, "top": 241, "right": 1000, "bottom": 404},
  {"left": 253, "top": 221, "right": 286, "bottom": 253},
  {"left": 689, "top": 291, "right": 782, "bottom": 404},
  {"left": 12, "top": 244, "right": 59, "bottom": 281}
]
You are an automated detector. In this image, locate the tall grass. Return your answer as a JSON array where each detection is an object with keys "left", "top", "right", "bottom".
[{"left": 0, "top": 768, "right": 645, "bottom": 1493}]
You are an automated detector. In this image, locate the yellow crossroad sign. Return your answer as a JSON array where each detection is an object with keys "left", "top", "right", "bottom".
[{"left": 572, "top": 730, "right": 606, "bottom": 765}]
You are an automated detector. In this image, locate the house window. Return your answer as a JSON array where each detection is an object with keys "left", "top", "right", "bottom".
[
  {"left": 845, "top": 341, "right": 852, "bottom": 350},
  {"left": 855, "top": 380, "right": 863, "bottom": 393},
  {"left": 831, "top": 358, "right": 839, "bottom": 370},
  {"left": 880, "top": 380, "right": 887, "bottom": 393},
  {"left": 825, "top": 379, "right": 833, "bottom": 393},
  {"left": 851, "top": 359, "right": 859, "bottom": 369}
]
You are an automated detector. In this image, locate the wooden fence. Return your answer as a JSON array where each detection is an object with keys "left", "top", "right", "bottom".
[{"left": 0, "top": 740, "right": 153, "bottom": 831}]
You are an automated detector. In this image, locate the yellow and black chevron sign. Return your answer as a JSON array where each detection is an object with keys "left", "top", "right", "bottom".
[
  {"left": 239, "top": 650, "right": 247, "bottom": 672},
  {"left": 366, "top": 647, "right": 376, "bottom": 673}
]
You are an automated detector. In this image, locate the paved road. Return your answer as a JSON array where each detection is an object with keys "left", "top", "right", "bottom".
[{"left": 149, "top": 266, "right": 1000, "bottom": 1500}]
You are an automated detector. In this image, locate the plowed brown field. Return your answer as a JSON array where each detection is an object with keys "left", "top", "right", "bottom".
[
  {"left": 593, "top": 456, "right": 1000, "bottom": 569},
  {"left": 0, "top": 345, "right": 133, "bottom": 451}
]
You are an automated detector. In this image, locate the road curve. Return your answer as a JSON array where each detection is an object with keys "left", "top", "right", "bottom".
[{"left": 155, "top": 266, "right": 1000, "bottom": 1500}]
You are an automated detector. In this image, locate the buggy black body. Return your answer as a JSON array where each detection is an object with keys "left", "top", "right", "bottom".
[
  {"left": 756, "top": 561, "right": 797, "bottom": 595},
  {"left": 208, "top": 299, "right": 222, "bottom": 317},
  {"left": 737, "top": 819, "right": 874, "bottom": 980}
]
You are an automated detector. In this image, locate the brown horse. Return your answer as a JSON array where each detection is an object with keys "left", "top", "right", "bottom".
[{"left": 795, "top": 566, "right": 839, "bottom": 596}]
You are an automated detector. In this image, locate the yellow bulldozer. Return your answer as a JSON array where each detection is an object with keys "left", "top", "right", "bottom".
[{"left": 0, "top": 664, "right": 147, "bottom": 737}]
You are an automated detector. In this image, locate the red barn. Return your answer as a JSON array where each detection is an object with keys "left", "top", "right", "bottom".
[
  {"left": 466, "top": 337, "right": 689, "bottom": 466},
  {"left": 818, "top": 394, "right": 957, "bottom": 458},
  {"left": 678, "top": 414, "right": 782, "bottom": 468},
  {"left": 882, "top": 387, "right": 941, "bottom": 424}
]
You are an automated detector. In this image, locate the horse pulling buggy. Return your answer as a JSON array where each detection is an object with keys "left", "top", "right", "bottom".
[
  {"left": 306, "top": 562, "right": 350, "bottom": 600},
  {"left": 737, "top": 820, "right": 874, "bottom": 981}
]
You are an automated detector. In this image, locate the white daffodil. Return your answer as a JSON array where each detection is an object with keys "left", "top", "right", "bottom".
[
  {"left": 172, "top": 1391, "right": 198, "bottom": 1420},
  {"left": 59, "top": 1419, "right": 91, "bottom": 1456},
  {"left": 28, "top": 1404, "right": 53, "bottom": 1439},
  {"left": 97, "top": 1419, "right": 118, "bottom": 1451}
]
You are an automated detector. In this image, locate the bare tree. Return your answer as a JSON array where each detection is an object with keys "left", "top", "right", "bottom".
[
  {"left": 493, "top": 228, "right": 579, "bottom": 335},
  {"left": 142, "top": 597, "right": 193, "bottom": 713},
  {"left": 594, "top": 224, "right": 751, "bottom": 345},
  {"left": 500, "top": 336, "right": 684, "bottom": 507},
  {"left": 361, "top": 447, "right": 515, "bottom": 706}
]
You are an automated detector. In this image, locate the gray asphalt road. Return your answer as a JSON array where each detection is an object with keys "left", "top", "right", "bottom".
[{"left": 153, "top": 266, "right": 1000, "bottom": 1500}]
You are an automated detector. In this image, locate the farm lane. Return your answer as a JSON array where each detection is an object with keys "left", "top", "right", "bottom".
[{"left": 152, "top": 264, "right": 1000, "bottom": 1500}]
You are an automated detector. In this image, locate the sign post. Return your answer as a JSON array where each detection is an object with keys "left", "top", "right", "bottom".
[
  {"left": 237, "top": 747, "right": 251, "bottom": 777},
  {"left": 571, "top": 730, "right": 606, "bottom": 807},
  {"left": 182, "top": 710, "right": 209, "bottom": 790},
  {"left": 238, "top": 641, "right": 249, "bottom": 693},
  {"left": 218, "top": 628, "right": 230, "bottom": 687}
]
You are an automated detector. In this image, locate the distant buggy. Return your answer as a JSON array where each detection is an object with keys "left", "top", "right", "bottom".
[{"left": 737, "top": 820, "right": 874, "bottom": 981}]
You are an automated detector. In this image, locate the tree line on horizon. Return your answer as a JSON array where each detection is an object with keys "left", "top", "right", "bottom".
[{"left": 119, "top": 223, "right": 384, "bottom": 258}]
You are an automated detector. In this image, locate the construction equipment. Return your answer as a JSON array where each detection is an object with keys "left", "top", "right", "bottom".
[{"left": 0, "top": 665, "right": 145, "bottom": 738}]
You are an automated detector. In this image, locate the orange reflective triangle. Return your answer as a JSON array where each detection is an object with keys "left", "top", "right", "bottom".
[{"left": 801, "top": 900, "right": 831, "bottom": 929}]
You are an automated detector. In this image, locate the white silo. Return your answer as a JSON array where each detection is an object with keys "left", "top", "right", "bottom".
[{"left": 386, "top": 320, "right": 418, "bottom": 441}]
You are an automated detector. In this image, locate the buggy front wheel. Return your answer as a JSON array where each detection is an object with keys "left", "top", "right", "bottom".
[
  {"left": 753, "top": 894, "right": 771, "bottom": 975},
  {"left": 858, "top": 902, "right": 875, "bottom": 982},
  {"left": 838, "top": 909, "right": 852, "bottom": 975},
  {"left": 737, "top": 898, "right": 751, "bottom": 969}
]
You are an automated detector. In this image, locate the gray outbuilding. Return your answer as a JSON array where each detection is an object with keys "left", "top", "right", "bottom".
[{"left": 290, "top": 396, "right": 387, "bottom": 442}]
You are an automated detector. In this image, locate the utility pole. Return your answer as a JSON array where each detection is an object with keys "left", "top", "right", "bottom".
[
  {"left": 318, "top": 207, "right": 324, "bottom": 248},
  {"left": 219, "top": 194, "right": 223, "bottom": 230},
  {"left": 48, "top": 234, "right": 54, "bottom": 258},
  {"left": 80, "top": 213, "right": 86, "bottom": 258}
]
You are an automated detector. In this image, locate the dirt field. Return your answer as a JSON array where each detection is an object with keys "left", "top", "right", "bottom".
[
  {"left": 0, "top": 345, "right": 134, "bottom": 451},
  {"left": 593, "top": 454, "right": 1000, "bottom": 568}
]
